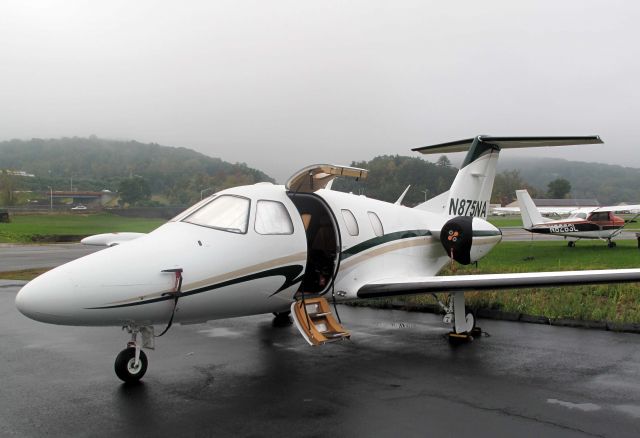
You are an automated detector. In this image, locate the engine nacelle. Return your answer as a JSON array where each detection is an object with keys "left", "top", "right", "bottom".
[{"left": 440, "top": 216, "right": 502, "bottom": 265}]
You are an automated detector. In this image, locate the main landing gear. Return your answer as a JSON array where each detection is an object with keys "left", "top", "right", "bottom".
[
  {"left": 115, "top": 325, "right": 154, "bottom": 383},
  {"left": 440, "top": 292, "right": 481, "bottom": 344},
  {"left": 607, "top": 239, "right": 617, "bottom": 248},
  {"left": 272, "top": 311, "right": 293, "bottom": 327}
]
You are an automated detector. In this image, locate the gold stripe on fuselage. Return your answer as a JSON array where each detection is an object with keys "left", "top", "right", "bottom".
[{"left": 102, "top": 251, "right": 308, "bottom": 306}]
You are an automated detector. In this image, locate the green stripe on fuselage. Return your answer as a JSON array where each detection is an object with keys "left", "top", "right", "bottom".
[{"left": 341, "top": 230, "right": 432, "bottom": 260}]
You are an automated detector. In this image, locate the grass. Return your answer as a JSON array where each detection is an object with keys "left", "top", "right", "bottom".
[
  {"left": 487, "top": 216, "right": 524, "bottom": 227},
  {"left": 404, "top": 240, "right": 640, "bottom": 323},
  {"left": 0, "top": 213, "right": 165, "bottom": 243},
  {"left": 0, "top": 268, "right": 50, "bottom": 281}
]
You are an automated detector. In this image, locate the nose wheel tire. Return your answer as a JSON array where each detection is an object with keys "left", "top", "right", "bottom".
[{"left": 115, "top": 347, "right": 148, "bottom": 383}]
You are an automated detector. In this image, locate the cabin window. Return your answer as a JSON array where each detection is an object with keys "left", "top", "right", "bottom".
[
  {"left": 255, "top": 200, "right": 294, "bottom": 235},
  {"left": 589, "top": 212, "right": 609, "bottom": 222},
  {"left": 183, "top": 195, "right": 250, "bottom": 234},
  {"left": 341, "top": 209, "right": 359, "bottom": 236},
  {"left": 367, "top": 211, "right": 384, "bottom": 237}
]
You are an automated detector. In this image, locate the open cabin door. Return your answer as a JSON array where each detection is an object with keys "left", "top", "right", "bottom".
[
  {"left": 286, "top": 164, "right": 367, "bottom": 345},
  {"left": 286, "top": 164, "right": 368, "bottom": 193}
]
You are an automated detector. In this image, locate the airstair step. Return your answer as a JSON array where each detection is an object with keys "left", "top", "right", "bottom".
[{"left": 291, "top": 297, "right": 350, "bottom": 346}]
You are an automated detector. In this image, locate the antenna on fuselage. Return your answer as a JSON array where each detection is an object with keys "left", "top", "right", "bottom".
[{"left": 395, "top": 185, "right": 411, "bottom": 205}]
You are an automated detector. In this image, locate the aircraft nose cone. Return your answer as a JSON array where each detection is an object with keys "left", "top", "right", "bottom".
[
  {"left": 15, "top": 270, "right": 76, "bottom": 325},
  {"left": 15, "top": 280, "right": 45, "bottom": 322}
]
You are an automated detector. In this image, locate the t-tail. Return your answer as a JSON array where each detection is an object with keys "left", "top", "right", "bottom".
[{"left": 413, "top": 136, "right": 603, "bottom": 219}]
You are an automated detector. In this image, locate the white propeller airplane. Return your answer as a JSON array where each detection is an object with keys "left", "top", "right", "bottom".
[
  {"left": 15, "top": 136, "right": 640, "bottom": 383},
  {"left": 515, "top": 189, "right": 640, "bottom": 247}
]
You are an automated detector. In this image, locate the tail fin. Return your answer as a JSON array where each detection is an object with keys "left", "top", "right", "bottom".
[
  {"left": 516, "top": 189, "right": 548, "bottom": 229},
  {"left": 413, "top": 136, "right": 602, "bottom": 219}
]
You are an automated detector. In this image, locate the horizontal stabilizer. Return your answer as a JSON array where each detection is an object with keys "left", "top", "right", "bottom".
[
  {"left": 358, "top": 269, "right": 640, "bottom": 299},
  {"left": 413, "top": 136, "right": 602, "bottom": 155}
]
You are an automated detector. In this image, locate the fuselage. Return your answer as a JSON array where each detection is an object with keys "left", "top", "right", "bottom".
[
  {"left": 527, "top": 211, "right": 625, "bottom": 240},
  {"left": 15, "top": 183, "right": 501, "bottom": 327}
]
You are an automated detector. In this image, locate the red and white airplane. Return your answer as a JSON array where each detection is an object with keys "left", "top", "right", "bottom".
[
  {"left": 516, "top": 189, "right": 640, "bottom": 247},
  {"left": 14, "top": 135, "right": 640, "bottom": 383}
]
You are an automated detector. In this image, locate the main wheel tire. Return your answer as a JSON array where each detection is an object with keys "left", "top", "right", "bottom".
[
  {"left": 465, "top": 311, "right": 476, "bottom": 332},
  {"left": 568, "top": 241, "right": 575, "bottom": 248},
  {"left": 114, "top": 347, "right": 148, "bottom": 383},
  {"left": 608, "top": 241, "right": 617, "bottom": 248}
]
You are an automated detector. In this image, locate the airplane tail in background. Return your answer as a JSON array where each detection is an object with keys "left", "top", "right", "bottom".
[
  {"left": 516, "top": 189, "right": 551, "bottom": 229},
  {"left": 412, "top": 136, "right": 602, "bottom": 219}
]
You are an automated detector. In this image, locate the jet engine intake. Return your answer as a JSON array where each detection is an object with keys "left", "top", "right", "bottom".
[{"left": 440, "top": 216, "right": 501, "bottom": 265}]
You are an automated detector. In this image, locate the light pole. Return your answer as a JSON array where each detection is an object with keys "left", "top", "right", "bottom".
[
  {"left": 47, "top": 186, "right": 53, "bottom": 211},
  {"left": 200, "top": 186, "right": 216, "bottom": 200}
]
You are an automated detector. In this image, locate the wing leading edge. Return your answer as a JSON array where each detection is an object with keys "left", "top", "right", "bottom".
[{"left": 357, "top": 269, "right": 640, "bottom": 299}]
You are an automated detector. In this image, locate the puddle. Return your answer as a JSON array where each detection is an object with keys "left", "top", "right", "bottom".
[
  {"left": 615, "top": 405, "right": 640, "bottom": 418},
  {"left": 375, "top": 321, "right": 415, "bottom": 329},
  {"left": 198, "top": 327, "right": 243, "bottom": 338},
  {"left": 547, "top": 398, "right": 601, "bottom": 412}
]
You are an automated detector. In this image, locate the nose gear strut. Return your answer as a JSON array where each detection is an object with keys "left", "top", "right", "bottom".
[{"left": 113, "top": 268, "right": 184, "bottom": 382}]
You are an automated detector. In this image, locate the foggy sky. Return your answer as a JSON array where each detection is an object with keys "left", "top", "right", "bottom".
[{"left": 1, "top": 1, "right": 639, "bottom": 182}]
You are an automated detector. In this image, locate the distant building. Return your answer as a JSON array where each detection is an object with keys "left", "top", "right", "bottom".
[
  {"left": 47, "top": 190, "right": 117, "bottom": 206},
  {"left": 4, "top": 170, "right": 35, "bottom": 177}
]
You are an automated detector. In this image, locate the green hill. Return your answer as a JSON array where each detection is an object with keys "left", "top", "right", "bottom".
[
  {"left": 332, "top": 154, "right": 640, "bottom": 206},
  {"left": 333, "top": 155, "right": 457, "bottom": 206},
  {"left": 498, "top": 157, "right": 640, "bottom": 204},
  {"left": 0, "top": 137, "right": 273, "bottom": 205}
]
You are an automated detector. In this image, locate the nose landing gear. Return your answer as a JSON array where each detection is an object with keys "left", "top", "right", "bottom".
[
  {"left": 115, "top": 346, "right": 148, "bottom": 383},
  {"left": 115, "top": 325, "right": 153, "bottom": 383}
]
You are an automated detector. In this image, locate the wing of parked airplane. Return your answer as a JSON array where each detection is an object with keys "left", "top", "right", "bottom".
[
  {"left": 81, "top": 232, "right": 146, "bottom": 247},
  {"left": 589, "top": 205, "right": 640, "bottom": 214}
]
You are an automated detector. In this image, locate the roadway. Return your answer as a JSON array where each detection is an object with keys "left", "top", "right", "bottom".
[
  {"left": 2, "top": 241, "right": 640, "bottom": 437},
  {"left": 2, "top": 281, "right": 640, "bottom": 437},
  {"left": 0, "top": 243, "right": 99, "bottom": 272},
  {"left": 1, "top": 228, "right": 638, "bottom": 275}
]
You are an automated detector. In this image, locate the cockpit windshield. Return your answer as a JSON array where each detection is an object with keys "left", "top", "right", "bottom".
[{"left": 183, "top": 195, "right": 250, "bottom": 233}]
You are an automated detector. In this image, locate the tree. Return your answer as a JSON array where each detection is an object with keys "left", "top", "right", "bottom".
[
  {"left": 0, "top": 170, "right": 16, "bottom": 206},
  {"left": 118, "top": 176, "right": 151, "bottom": 206},
  {"left": 491, "top": 170, "right": 525, "bottom": 205},
  {"left": 547, "top": 178, "right": 571, "bottom": 199},
  {"left": 436, "top": 155, "right": 451, "bottom": 167}
]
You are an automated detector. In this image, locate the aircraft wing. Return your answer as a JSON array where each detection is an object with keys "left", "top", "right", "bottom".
[
  {"left": 357, "top": 269, "right": 640, "bottom": 299},
  {"left": 589, "top": 205, "right": 640, "bottom": 214},
  {"left": 81, "top": 232, "right": 146, "bottom": 247},
  {"left": 493, "top": 206, "right": 589, "bottom": 216}
]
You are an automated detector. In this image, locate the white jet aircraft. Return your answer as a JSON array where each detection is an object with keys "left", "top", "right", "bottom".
[
  {"left": 515, "top": 189, "right": 640, "bottom": 247},
  {"left": 15, "top": 136, "right": 640, "bottom": 383}
]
